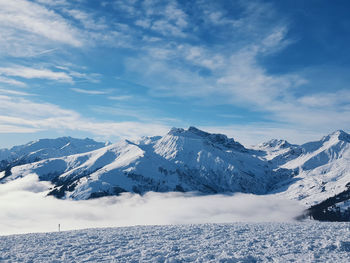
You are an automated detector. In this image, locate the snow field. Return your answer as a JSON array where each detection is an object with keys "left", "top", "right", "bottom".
[{"left": 1, "top": 222, "right": 350, "bottom": 262}]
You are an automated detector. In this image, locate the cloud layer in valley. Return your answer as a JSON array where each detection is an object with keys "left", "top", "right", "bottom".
[{"left": 0, "top": 174, "right": 304, "bottom": 235}]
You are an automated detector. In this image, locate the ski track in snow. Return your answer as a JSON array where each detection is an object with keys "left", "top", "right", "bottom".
[{"left": 1, "top": 222, "right": 350, "bottom": 262}]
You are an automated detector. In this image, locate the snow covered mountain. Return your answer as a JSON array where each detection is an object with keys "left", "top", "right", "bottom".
[
  {"left": 0, "top": 137, "right": 108, "bottom": 172},
  {"left": 0, "top": 127, "right": 277, "bottom": 199},
  {"left": 1, "top": 127, "right": 350, "bottom": 221},
  {"left": 268, "top": 130, "right": 350, "bottom": 202},
  {"left": 270, "top": 130, "right": 350, "bottom": 220},
  {"left": 252, "top": 139, "right": 301, "bottom": 166}
]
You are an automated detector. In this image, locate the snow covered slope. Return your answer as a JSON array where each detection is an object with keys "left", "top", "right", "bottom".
[
  {"left": 0, "top": 137, "right": 108, "bottom": 172},
  {"left": 1, "top": 127, "right": 350, "bottom": 220},
  {"left": 1, "top": 127, "right": 276, "bottom": 199},
  {"left": 252, "top": 139, "right": 301, "bottom": 166},
  {"left": 271, "top": 130, "right": 350, "bottom": 206},
  {"left": 2, "top": 223, "right": 350, "bottom": 262}
]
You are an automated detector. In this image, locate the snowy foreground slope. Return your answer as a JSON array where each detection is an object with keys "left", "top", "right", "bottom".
[
  {"left": 2, "top": 223, "right": 350, "bottom": 262},
  {"left": 1, "top": 127, "right": 350, "bottom": 220}
]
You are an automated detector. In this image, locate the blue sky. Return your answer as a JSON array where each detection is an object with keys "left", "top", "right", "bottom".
[{"left": 0, "top": 0, "right": 349, "bottom": 148}]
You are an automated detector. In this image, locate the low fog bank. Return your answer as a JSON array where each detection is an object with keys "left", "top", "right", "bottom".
[{"left": 0, "top": 174, "right": 304, "bottom": 235}]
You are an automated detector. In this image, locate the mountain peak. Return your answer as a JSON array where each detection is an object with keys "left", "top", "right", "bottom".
[
  {"left": 168, "top": 127, "right": 245, "bottom": 150},
  {"left": 323, "top": 130, "right": 350, "bottom": 143},
  {"left": 260, "top": 139, "right": 292, "bottom": 149},
  {"left": 331, "top": 130, "right": 349, "bottom": 140},
  {"left": 188, "top": 126, "right": 211, "bottom": 136},
  {"left": 168, "top": 126, "right": 209, "bottom": 137}
]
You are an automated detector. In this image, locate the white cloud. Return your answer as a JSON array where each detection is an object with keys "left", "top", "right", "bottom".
[
  {"left": 151, "top": 19, "right": 186, "bottom": 37},
  {"left": 164, "top": 1, "right": 188, "bottom": 28},
  {"left": 35, "top": 0, "right": 68, "bottom": 6},
  {"left": 0, "top": 76, "right": 26, "bottom": 87},
  {"left": 0, "top": 0, "right": 82, "bottom": 57},
  {"left": 0, "top": 0, "right": 136, "bottom": 58},
  {"left": 112, "top": 0, "right": 139, "bottom": 16},
  {"left": 0, "top": 174, "right": 303, "bottom": 235},
  {"left": 0, "top": 65, "right": 101, "bottom": 85},
  {"left": 65, "top": 9, "right": 108, "bottom": 31},
  {"left": 0, "top": 95, "right": 79, "bottom": 119},
  {"left": 28, "top": 48, "right": 60, "bottom": 58},
  {"left": 108, "top": 95, "right": 133, "bottom": 101},
  {"left": 113, "top": 0, "right": 189, "bottom": 38},
  {"left": 71, "top": 88, "right": 108, "bottom": 95},
  {"left": 297, "top": 90, "right": 350, "bottom": 108},
  {"left": 147, "top": 1, "right": 188, "bottom": 37},
  {"left": 0, "top": 88, "right": 32, "bottom": 96},
  {"left": 0, "top": 95, "right": 170, "bottom": 141},
  {"left": 215, "top": 48, "right": 306, "bottom": 107},
  {"left": 260, "top": 26, "right": 291, "bottom": 53},
  {"left": 0, "top": 66, "right": 73, "bottom": 83},
  {"left": 269, "top": 103, "right": 350, "bottom": 131},
  {"left": 0, "top": 124, "right": 41, "bottom": 133},
  {"left": 135, "top": 19, "right": 151, "bottom": 28}
]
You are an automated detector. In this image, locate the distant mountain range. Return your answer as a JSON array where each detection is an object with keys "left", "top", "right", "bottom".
[{"left": 1, "top": 127, "right": 350, "bottom": 221}]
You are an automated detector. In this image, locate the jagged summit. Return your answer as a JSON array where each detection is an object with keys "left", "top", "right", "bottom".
[
  {"left": 168, "top": 126, "right": 210, "bottom": 137},
  {"left": 259, "top": 139, "right": 294, "bottom": 149},
  {"left": 251, "top": 138, "right": 300, "bottom": 164},
  {"left": 325, "top": 129, "right": 350, "bottom": 143},
  {"left": 168, "top": 126, "right": 245, "bottom": 150},
  {"left": 298, "top": 129, "right": 350, "bottom": 154}
]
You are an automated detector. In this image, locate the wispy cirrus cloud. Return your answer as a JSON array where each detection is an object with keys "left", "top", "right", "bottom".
[
  {"left": 65, "top": 9, "right": 108, "bottom": 31},
  {"left": 35, "top": 0, "right": 69, "bottom": 6},
  {"left": 0, "top": 0, "right": 82, "bottom": 57},
  {"left": 107, "top": 95, "right": 133, "bottom": 101},
  {"left": 0, "top": 0, "right": 123, "bottom": 57},
  {"left": 0, "top": 65, "right": 101, "bottom": 86},
  {"left": 109, "top": 0, "right": 190, "bottom": 38},
  {"left": 0, "top": 66, "right": 73, "bottom": 83},
  {"left": 0, "top": 89, "right": 32, "bottom": 96},
  {"left": 0, "top": 76, "right": 27, "bottom": 87},
  {"left": 297, "top": 90, "right": 350, "bottom": 109},
  {"left": 71, "top": 88, "right": 108, "bottom": 95}
]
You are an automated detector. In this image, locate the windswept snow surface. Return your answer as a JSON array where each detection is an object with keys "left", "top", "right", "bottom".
[{"left": 1, "top": 223, "right": 350, "bottom": 262}]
